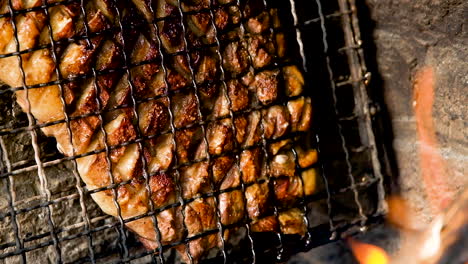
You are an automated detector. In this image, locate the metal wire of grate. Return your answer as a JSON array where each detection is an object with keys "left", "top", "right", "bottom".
[{"left": 0, "top": 0, "right": 386, "bottom": 263}]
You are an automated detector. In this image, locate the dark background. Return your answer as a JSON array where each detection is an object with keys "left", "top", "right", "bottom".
[{"left": 290, "top": 0, "right": 467, "bottom": 263}]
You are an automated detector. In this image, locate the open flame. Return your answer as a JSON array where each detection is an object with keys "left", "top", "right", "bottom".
[
  {"left": 349, "top": 66, "right": 466, "bottom": 264},
  {"left": 348, "top": 238, "right": 389, "bottom": 264},
  {"left": 413, "top": 66, "right": 453, "bottom": 213}
]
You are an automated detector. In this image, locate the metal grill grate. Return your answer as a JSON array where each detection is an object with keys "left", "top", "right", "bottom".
[{"left": 0, "top": 0, "right": 386, "bottom": 263}]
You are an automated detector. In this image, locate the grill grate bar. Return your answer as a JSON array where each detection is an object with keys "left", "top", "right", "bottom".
[
  {"left": 0, "top": 137, "right": 26, "bottom": 263},
  {"left": 6, "top": 0, "right": 63, "bottom": 262},
  {"left": 287, "top": 0, "right": 337, "bottom": 239},
  {"left": 202, "top": 0, "right": 249, "bottom": 261},
  {"left": 285, "top": 0, "right": 314, "bottom": 248},
  {"left": 174, "top": 0, "right": 229, "bottom": 262},
  {"left": 89, "top": 34, "right": 130, "bottom": 263},
  {"left": 0, "top": 0, "right": 388, "bottom": 262},
  {"left": 111, "top": 0, "right": 167, "bottom": 262},
  {"left": 0, "top": 174, "right": 382, "bottom": 260},
  {"left": 313, "top": 0, "right": 367, "bottom": 229},
  {"left": 0, "top": 161, "right": 316, "bottom": 222},
  {"left": 340, "top": 0, "right": 387, "bottom": 214},
  {"left": 143, "top": 0, "right": 175, "bottom": 263},
  {"left": 0, "top": 0, "right": 77, "bottom": 18},
  {"left": 76, "top": 0, "right": 131, "bottom": 259},
  {"left": 42, "top": 0, "right": 97, "bottom": 261}
]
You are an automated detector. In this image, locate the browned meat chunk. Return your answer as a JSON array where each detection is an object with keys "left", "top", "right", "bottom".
[
  {"left": 207, "top": 118, "right": 234, "bottom": 155},
  {"left": 296, "top": 147, "right": 318, "bottom": 168},
  {"left": 251, "top": 70, "right": 279, "bottom": 105},
  {"left": 172, "top": 92, "right": 200, "bottom": 128},
  {"left": 240, "top": 148, "right": 264, "bottom": 183},
  {"left": 212, "top": 156, "right": 236, "bottom": 185},
  {"left": 301, "top": 168, "right": 318, "bottom": 196},
  {"left": 250, "top": 215, "right": 278, "bottom": 232},
  {"left": 175, "top": 127, "right": 204, "bottom": 163},
  {"left": 262, "top": 105, "right": 291, "bottom": 139},
  {"left": 246, "top": 11, "right": 270, "bottom": 34},
  {"left": 288, "top": 97, "right": 313, "bottom": 132},
  {"left": 219, "top": 190, "right": 245, "bottom": 225},
  {"left": 138, "top": 100, "right": 169, "bottom": 136},
  {"left": 237, "top": 111, "right": 262, "bottom": 147},
  {"left": 180, "top": 161, "right": 210, "bottom": 199},
  {"left": 279, "top": 208, "right": 307, "bottom": 235},
  {"left": 223, "top": 41, "right": 250, "bottom": 75},
  {"left": 227, "top": 79, "right": 249, "bottom": 112},
  {"left": 246, "top": 182, "right": 270, "bottom": 219},
  {"left": 270, "top": 151, "right": 296, "bottom": 178},
  {"left": 283, "top": 65, "right": 305, "bottom": 97},
  {"left": 274, "top": 176, "right": 303, "bottom": 207},
  {"left": 247, "top": 35, "right": 274, "bottom": 69}
]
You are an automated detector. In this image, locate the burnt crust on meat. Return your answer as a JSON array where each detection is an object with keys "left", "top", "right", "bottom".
[
  {"left": 245, "top": 182, "right": 271, "bottom": 219},
  {"left": 227, "top": 79, "right": 249, "bottom": 112},
  {"left": 251, "top": 70, "right": 279, "bottom": 105}
]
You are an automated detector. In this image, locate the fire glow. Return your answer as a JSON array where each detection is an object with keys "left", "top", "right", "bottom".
[
  {"left": 413, "top": 66, "right": 453, "bottom": 213},
  {"left": 349, "top": 66, "right": 461, "bottom": 264},
  {"left": 348, "top": 238, "right": 389, "bottom": 264}
]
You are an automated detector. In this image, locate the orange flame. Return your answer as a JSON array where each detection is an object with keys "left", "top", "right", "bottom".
[
  {"left": 413, "top": 66, "right": 452, "bottom": 214},
  {"left": 348, "top": 238, "right": 390, "bottom": 264}
]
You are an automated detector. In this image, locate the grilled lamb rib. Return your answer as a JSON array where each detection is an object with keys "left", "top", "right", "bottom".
[{"left": 0, "top": 0, "right": 317, "bottom": 261}]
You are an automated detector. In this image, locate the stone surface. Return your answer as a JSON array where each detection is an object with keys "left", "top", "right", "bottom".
[
  {"left": 364, "top": 0, "right": 467, "bottom": 222},
  {"left": 289, "top": 0, "right": 467, "bottom": 263}
]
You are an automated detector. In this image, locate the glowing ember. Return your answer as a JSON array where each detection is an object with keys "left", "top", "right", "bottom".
[{"left": 348, "top": 238, "right": 390, "bottom": 264}]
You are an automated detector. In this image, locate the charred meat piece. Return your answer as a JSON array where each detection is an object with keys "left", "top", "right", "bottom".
[
  {"left": 219, "top": 190, "right": 245, "bottom": 225},
  {"left": 247, "top": 34, "right": 274, "bottom": 69},
  {"left": 172, "top": 91, "right": 201, "bottom": 128},
  {"left": 274, "top": 176, "right": 303, "bottom": 207},
  {"left": 0, "top": 0, "right": 315, "bottom": 261},
  {"left": 223, "top": 41, "right": 250, "bottom": 75},
  {"left": 145, "top": 134, "right": 174, "bottom": 173},
  {"left": 301, "top": 168, "right": 318, "bottom": 196},
  {"left": 240, "top": 148, "right": 264, "bottom": 183},
  {"left": 138, "top": 100, "right": 169, "bottom": 136},
  {"left": 175, "top": 126, "right": 204, "bottom": 163},
  {"left": 207, "top": 118, "right": 234, "bottom": 155},
  {"left": 279, "top": 208, "right": 307, "bottom": 235},
  {"left": 262, "top": 105, "right": 290, "bottom": 139},
  {"left": 246, "top": 182, "right": 271, "bottom": 219},
  {"left": 288, "top": 96, "right": 313, "bottom": 132},
  {"left": 270, "top": 150, "right": 296, "bottom": 178},
  {"left": 283, "top": 65, "right": 305, "bottom": 97},
  {"left": 180, "top": 161, "right": 210, "bottom": 199},
  {"left": 227, "top": 79, "right": 250, "bottom": 112},
  {"left": 250, "top": 215, "right": 278, "bottom": 232},
  {"left": 251, "top": 70, "right": 279, "bottom": 105},
  {"left": 181, "top": 197, "right": 221, "bottom": 261}
]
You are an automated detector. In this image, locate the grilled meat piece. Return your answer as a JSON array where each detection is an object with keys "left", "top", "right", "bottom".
[
  {"left": 279, "top": 208, "right": 307, "bottom": 235},
  {"left": 246, "top": 182, "right": 271, "bottom": 219},
  {"left": 251, "top": 215, "right": 278, "bottom": 232},
  {"left": 0, "top": 0, "right": 316, "bottom": 261}
]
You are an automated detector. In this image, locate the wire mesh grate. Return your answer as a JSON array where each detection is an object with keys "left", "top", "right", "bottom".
[{"left": 0, "top": 0, "right": 386, "bottom": 263}]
